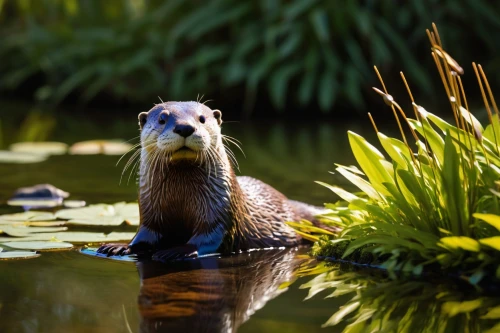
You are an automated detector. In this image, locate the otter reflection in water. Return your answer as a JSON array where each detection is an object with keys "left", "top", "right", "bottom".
[{"left": 136, "top": 248, "right": 307, "bottom": 333}]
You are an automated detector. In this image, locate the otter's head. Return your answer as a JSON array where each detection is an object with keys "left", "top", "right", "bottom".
[{"left": 138, "top": 102, "right": 223, "bottom": 163}]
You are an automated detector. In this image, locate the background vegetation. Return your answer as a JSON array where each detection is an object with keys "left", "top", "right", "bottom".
[{"left": 1, "top": 0, "right": 500, "bottom": 118}]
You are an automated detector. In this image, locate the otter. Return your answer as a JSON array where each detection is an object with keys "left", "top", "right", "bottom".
[{"left": 98, "top": 101, "right": 325, "bottom": 262}]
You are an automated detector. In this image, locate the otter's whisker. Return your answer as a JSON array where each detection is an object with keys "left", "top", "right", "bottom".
[
  {"left": 120, "top": 140, "right": 156, "bottom": 180},
  {"left": 123, "top": 135, "right": 142, "bottom": 143},
  {"left": 204, "top": 149, "right": 213, "bottom": 180},
  {"left": 222, "top": 135, "right": 245, "bottom": 158},
  {"left": 120, "top": 149, "right": 142, "bottom": 185},
  {"left": 116, "top": 141, "right": 145, "bottom": 167}
]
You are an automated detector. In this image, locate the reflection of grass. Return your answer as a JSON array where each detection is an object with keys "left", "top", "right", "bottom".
[
  {"left": 292, "top": 25, "right": 500, "bottom": 284},
  {"left": 297, "top": 263, "right": 500, "bottom": 331}
]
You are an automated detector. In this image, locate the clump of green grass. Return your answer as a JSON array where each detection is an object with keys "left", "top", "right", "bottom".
[{"left": 293, "top": 24, "right": 500, "bottom": 284}]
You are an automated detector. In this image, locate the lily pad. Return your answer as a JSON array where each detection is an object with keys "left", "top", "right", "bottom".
[
  {"left": 0, "top": 150, "right": 47, "bottom": 164},
  {"left": 0, "top": 225, "right": 67, "bottom": 237},
  {"left": 63, "top": 200, "right": 86, "bottom": 208},
  {"left": 0, "top": 221, "right": 67, "bottom": 227},
  {"left": 0, "top": 231, "right": 136, "bottom": 244},
  {"left": 69, "top": 140, "right": 133, "bottom": 155},
  {"left": 0, "top": 211, "right": 57, "bottom": 222},
  {"left": 0, "top": 251, "right": 40, "bottom": 260},
  {"left": 7, "top": 199, "right": 61, "bottom": 208},
  {"left": 9, "top": 142, "right": 68, "bottom": 155},
  {"left": 55, "top": 202, "right": 139, "bottom": 226},
  {"left": 2, "top": 241, "right": 73, "bottom": 250}
]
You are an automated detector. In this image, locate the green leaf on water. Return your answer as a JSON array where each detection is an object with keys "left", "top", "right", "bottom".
[
  {"left": 0, "top": 150, "right": 47, "bottom": 164},
  {"left": 55, "top": 202, "right": 139, "bottom": 226},
  {"left": 0, "top": 211, "right": 56, "bottom": 222},
  {"left": 69, "top": 140, "right": 133, "bottom": 155},
  {"left": 0, "top": 221, "right": 67, "bottom": 227},
  {"left": 0, "top": 250, "right": 40, "bottom": 260},
  {"left": 0, "top": 225, "right": 68, "bottom": 237},
  {"left": 0, "top": 231, "right": 135, "bottom": 244},
  {"left": 9, "top": 142, "right": 68, "bottom": 155},
  {"left": 63, "top": 200, "right": 86, "bottom": 208},
  {"left": 7, "top": 199, "right": 61, "bottom": 208},
  {"left": 2, "top": 241, "right": 73, "bottom": 250}
]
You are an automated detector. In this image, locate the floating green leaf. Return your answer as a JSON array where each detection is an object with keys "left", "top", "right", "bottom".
[
  {"left": 2, "top": 241, "right": 73, "bottom": 250},
  {"left": 0, "top": 211, "right": 56, "bottom": 222},
  {"left": 9, "top": 142, "right": 68, "bottom": 155},
  {"left": 55, "top": 202, "right": 139, "bottom": 226},
  {"left": 63, "top": 200, "right": 86, "bottom": 208},
  {"left": 69, "top": 140, "right": 133, "bottom": 155},
  {"left": 0, "top": 225, "right": 67, "bottom": 237},
  {"left": 0, "top": 150, "right": 47, "bottom": 164},
  {"left": 7, "top": 199, "right": 62, "bottom": 208},
  {"left": 0, "top": 251, "right": 40, "bottom": 260},
  {"left": 0, "top": 231, "right": 135, "bottom": 244}
]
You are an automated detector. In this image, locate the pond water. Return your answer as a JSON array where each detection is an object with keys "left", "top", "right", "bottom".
[{"left": 1, "top": 102, "right": 498, "bottom": 332}]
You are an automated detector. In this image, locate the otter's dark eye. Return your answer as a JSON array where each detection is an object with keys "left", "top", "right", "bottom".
[
  {"left": 199, "top": 115, "right": 206, "bottom": 124},
  {"left": 158, "top": 113, "right": 168, "bottom": 125}
]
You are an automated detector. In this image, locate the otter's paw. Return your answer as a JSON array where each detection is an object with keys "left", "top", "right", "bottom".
[
  {"left": 97, "top": 243, "right": 130, "bottom": 257},
  {"left": 152, "top": 245, "right": 198, "bottom": 262}
]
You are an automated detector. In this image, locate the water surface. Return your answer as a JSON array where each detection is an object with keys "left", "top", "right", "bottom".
[
  {"left": 4, "top": 102, "right": 495, "bottom": 332},
  {"left": 0, "top": 101, "right": 365, "bottom": 332}
]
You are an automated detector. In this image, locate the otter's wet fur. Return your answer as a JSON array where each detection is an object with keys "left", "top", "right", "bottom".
[{"left": 98, "top": 101, "right": 325, "bottom": 261}]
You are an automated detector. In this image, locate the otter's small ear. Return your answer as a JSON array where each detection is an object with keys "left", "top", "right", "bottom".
[
  {"left": 138, "top": 112, "right": 148, "bottom": 129},
  {"left": 213, "top": 109, "right": 222, "bottom": 125}
]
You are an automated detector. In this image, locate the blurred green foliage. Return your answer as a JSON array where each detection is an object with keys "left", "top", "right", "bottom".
[{"left": 0, "top": 0, "right": 500, "bottom": 115}]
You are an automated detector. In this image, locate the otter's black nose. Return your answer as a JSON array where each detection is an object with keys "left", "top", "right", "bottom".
[{"left": 174, "top": 124, "right": 195, "bottom": 138}]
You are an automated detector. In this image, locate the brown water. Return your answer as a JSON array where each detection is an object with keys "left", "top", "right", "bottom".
[{"left": 1, "top": 102, "right": 497, "bottom": 332}]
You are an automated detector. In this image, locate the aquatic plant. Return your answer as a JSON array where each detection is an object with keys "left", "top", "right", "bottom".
[
  {"left": 293, "top": 25, "right": 500, "bottom": 284},
  {"left": 0, "top": 203, "right": 138, "bottom": 259},
  {"left": 1, "top": 1, "right": 500, "bottom": 114}
]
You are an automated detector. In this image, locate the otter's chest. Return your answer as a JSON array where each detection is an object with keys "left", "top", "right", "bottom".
[{"left": 145, "top": 174, "right": 232, "bottom": 227}]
